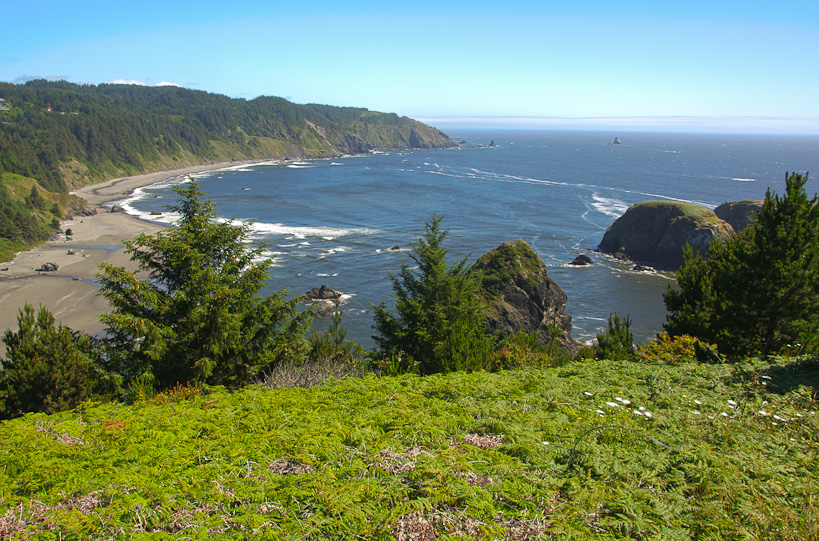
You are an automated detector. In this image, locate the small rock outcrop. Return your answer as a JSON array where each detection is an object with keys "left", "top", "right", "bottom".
[
  {"left": 569, "top": 254, "right": 593, "bottom": 266},
  {"left": 714, "top": 200, "right": 763, "bottom": 232},
  {"left": 64, "top": 196, "right": 97, "bottom": 219},
  {"left": 304, "top": 285, "right": 342, "bottom": 301},
  {"left": 598, "top": 201, "right": 733, "bottom": 270},
  {"left": 473, "top": 240, "right": 582, "bottom": 354}
]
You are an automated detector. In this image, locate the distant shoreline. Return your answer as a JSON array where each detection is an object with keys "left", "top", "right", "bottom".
[{"left": 0, "top": 159, "right": 268, "bottom": 338}]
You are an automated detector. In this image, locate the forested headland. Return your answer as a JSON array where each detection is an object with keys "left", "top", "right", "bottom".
[{"left": 0, "top": 80, "right": 454, "bottom": 260}]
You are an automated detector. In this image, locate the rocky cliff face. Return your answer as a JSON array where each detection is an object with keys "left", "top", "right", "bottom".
[
  {"left": 714, "top": 200, "right": 763, "bottom": 232},
  {"left": 473, "top": 240, "right": 583, "bottom": 354},
  {"left": 598, "top": 201, "right": 733, "bottom": 270}
]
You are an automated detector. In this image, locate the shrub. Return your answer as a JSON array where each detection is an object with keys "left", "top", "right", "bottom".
[
  {"left": 96, "top": 179, "right": 310, "bottom": 391},
  {"left": 0, "top": 304, "right": 118, "bottom": 419},
  {"left": 372, "top": 214, "right": 495, "bottom": 374},
  {"left": 636, "top": 332, "right": 720, "bottom": 365},
  {"left": 664, "top": 172, "right": 819, "bottom": 357},
  {"left": 594, "top": 313, "right": 635, "bottom": 361}
]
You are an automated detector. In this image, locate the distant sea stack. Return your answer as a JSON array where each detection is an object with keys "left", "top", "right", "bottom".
[
  {"left": 474, "top": 240, "right": 583, "bottom": 354},
  {"left": 598, "top": 201, "right": 733, "bottom": 270}
]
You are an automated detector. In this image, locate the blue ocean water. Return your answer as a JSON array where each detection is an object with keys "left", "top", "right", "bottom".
[{"left": 121, "top": 130, "right": 819, "bottom": 347}]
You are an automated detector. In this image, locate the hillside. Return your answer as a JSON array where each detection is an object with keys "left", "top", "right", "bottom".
[
  {"left": 1, "top": 355, "right": 816, "bottom": 539},
  {"left": 0, "top": 80, "right": 454, "bottom": 257}
]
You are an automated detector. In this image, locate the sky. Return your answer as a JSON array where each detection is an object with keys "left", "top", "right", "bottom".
[{"left": 2, "top": 1, "right": 818, "bottom": 134}]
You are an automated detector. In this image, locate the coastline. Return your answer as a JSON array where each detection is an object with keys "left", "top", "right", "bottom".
[{"left": 0, "top": 161, "right": 256, "bottom": 339}]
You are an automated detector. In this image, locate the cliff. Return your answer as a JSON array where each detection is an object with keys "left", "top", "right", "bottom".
[
  {"left": 598, "top": 201, "right": 733, "bottom": 270},
  {"left": 714, "top": 200, "right": 763, "bottom": 232},
  {"left": 473, "top": 240, "right": 583, "bottom": 354}
]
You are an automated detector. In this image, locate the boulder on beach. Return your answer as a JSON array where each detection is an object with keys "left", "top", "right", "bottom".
[{"left": 36, "top": 262, "right": 59, "bottom": 272}]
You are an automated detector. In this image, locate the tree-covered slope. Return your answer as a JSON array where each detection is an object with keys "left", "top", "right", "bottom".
[
  {"left": 0, "top": 80, "right": 454, "bottom": 193},
  {"left": 1, "top": 356, "right": 816, "bottom": 539}
]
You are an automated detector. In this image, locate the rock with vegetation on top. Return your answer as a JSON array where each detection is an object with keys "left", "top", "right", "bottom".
[
  {"left": 598, "top": 201, "right": 733, "bottom": 270},
  {"left": 473, "top": 240, "right": 582, "bottom": 354},
  {"left": 713, "top": 200, "right": 763, "bottom": 232}
]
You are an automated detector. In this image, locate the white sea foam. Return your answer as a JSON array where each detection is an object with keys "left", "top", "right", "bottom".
[
  {"left": 591, "top": 193, "right": 630, "bottom": 218},
  {"left": 247, "top": 221, "right": 379, "bottom": 240},
  {"left": 732, "top": 178, "right": 757, "bottom": 182},
  {"left": 330, "top": 162, "right": 344, "bottom": 166}
]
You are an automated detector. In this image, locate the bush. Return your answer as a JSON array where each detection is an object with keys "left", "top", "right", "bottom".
[
  {"left": 636, "top": 332, "right": 720, "bottom": 365},
  {"left": 0, "top": 304, "right": 118, "bottom": 419},
  {"left": 665, "top": 172, "right": 819, "bottom": 357},
  {"left": 594, "top": 313, "right": 635, "bottom": 361},
  {"left": 96, "top": 179, "right": 310, "bottom": 391},
  {"left": 372, "top": 214, "right": 495, "bottom": 374}
]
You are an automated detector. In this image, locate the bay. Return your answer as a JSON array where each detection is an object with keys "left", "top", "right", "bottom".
[{"left": 122, "top": 130, "right": 819, "bottom": 348}]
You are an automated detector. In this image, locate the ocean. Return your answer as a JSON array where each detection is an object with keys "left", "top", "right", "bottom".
[{"left": 120, "top": 130, "right": 819, "bottom": 348}]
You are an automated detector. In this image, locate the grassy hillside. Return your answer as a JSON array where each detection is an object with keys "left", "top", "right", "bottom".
[
  {"left": 0, "top": 80, "right": 454, "bottom": 193},
  {"left": 1, "top": 355, "right": 816, "bottom": 539},
  {"left": 0, "top": 171, "right": 83, "bottom": 262}
]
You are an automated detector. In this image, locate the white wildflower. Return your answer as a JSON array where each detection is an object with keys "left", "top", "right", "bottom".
[
  {"left": 583, "top": 392, "right": 593, "bottom": 396},
  {"left": 758, "top": 411, "right": 768, "bottom": 416},
  {"left": 728, "top": 400, "right": 738, "bottom": 406},
  {"left": 606, "top": 402, "right": 619, "bottom": 408},
  {"left": 596, "top": 409, "right": 605, "bottom": 415},
  {"left": 694, "top": 400, "right": 702, "bottom": 405},
  {"left": 633, "top": 410, "right": 643, "bottom": 416},
  {"left": 720, "top": 412, "right": 729, "bottom": 417},
  {"left": 691, "top": 410, "right": 702, "bottom": 415},
  {"left": 761, "top": 375, "right": 772, "bottom": 380},
  {"left": 644, "top": 412, "right": 653, "bottom": 419}
]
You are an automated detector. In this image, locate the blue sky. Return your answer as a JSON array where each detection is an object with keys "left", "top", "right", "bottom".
[{"left": 2, "top": 1, "right": 818, "bottom": 134}]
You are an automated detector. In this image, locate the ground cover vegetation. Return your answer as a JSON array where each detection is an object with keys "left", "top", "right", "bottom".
[
  {"left": 0, "top": 355, "right": 816, "bottom": 539},
  {"left": 1, "top": 170, "right": 818, "bottom": 536}
]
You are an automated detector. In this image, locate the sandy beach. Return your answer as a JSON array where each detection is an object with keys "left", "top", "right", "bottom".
[{"left": 0, "top": 161, "right": 252, "bottom": 338}]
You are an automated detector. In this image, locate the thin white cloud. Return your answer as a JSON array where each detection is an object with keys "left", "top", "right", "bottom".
[{"left": 106, "top": 79, "right": 183, "bottom": 88}]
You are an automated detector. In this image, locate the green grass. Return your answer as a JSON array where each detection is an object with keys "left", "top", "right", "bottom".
[{"left": 1, "top": 356, "right": 817, "bottom": 539}]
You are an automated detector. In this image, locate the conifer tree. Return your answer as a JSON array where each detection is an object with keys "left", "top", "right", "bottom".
[
  {"left": 664, "top": 172, "right": 819, "bottom": 356},
  {"left": 97, "top": 179, "right": 309, "bottom": 390},
  {"left": 372, "top": 214, "right": 494, "bottom": 374},
  {"left": 0, "top": 304, "right": 117, "bottom": 419}
]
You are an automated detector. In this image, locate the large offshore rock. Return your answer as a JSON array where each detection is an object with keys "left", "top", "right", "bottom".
[
  {"left": 474, "top": 240, "right": 582, "bottom": 354},
  {"left": 714, "top": 200, "right": 763, "bottom": 232},
  {"left": 598, "top": 201, "right": 733, "bottom": 270}
]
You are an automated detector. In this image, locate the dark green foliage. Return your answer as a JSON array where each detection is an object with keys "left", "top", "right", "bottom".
[
  {"left": 96, "top": 179, "right": 310, "bottom": 391},
  {"left": 0, "top": 80, "right": 450, "bottom": 194},
  {"left": 373, "top": 214, "right": 496, "bottom": 374},
  {"left": 594, "top": 313, "right": 635, "bottom": 361},
  {"left": 0, "top": 304, "right": 117, "bottom": 419},
  {"left": 0, "top": 173, "right": 64, "bottom": 259},
  {"left": 307, "top": 304, "right": 368, "bottom": 368},
  {"left": 665, "top": 172, "right": 819, "bottom": 357}
]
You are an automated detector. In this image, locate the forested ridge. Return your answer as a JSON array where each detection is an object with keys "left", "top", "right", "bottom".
[{"left": 0, "top": 79, "right": 454, "bottom": 259}]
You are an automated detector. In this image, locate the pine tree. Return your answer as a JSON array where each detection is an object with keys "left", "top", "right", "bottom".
[
  {"left": 664, "top": 172, "right": 819, "bottom": 356},
  {"left": 0, "top": 304, "right": 117, "bottom": 419},
  {"left": 372, "top": 214, "right": 495, "bottom": 374},
  {"left": 96, "top": 179, "right": 310, "bottom": 390}
]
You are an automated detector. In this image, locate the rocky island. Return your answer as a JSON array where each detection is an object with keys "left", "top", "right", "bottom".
[{"left": 598, "top": 199, "right": 763, "bottom": 270}]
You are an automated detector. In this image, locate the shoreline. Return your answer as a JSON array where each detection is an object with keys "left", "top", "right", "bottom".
[{"left": 0, "top": 160, "right": 263, "bottom": 338}]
